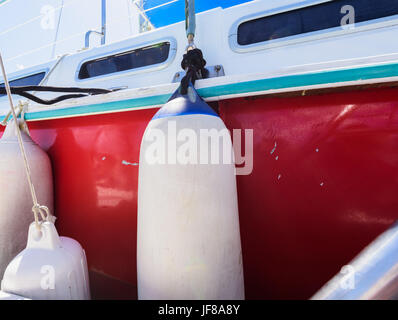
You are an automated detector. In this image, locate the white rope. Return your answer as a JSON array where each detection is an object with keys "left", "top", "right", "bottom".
[
  {"left": 19, "top": 101, "right": 30, "bottom": 136},
  {"left": 0, "top": 102, "right": 23, "bottom": 126},
  {"left": 0, "top": 52, "right": 51, "bottom": 229}
]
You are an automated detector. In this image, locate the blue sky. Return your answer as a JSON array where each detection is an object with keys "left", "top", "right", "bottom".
[
  {"left": 0, "top": 0, "right": 252, "bottom": 74},
  {"left": 144, "top": 0, "right": 252, "bottom": 28}
]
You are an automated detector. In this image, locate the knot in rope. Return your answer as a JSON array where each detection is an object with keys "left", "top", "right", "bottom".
[
  {"left": 180, "top": 48, "right": 209, "bottom": 95},
  {"left": 19, "top": 101, "right": 31, "bottom": 136},
  {"left": 0, "top": 101, "right": 24, "bottom": 127},
  {"left": 32, "top": 205, "right": 55, "bottom": 229}
]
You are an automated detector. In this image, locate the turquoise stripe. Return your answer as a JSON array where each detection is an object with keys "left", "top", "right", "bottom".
[
  {"left": 24, "top": 94, "right": 171, "bottom": 121},
  {"left": 5, "top": 61, "right": 398, "bottom": 122},
  {"left": 197, "top": 62, "right": 398, "bottom": 98}
]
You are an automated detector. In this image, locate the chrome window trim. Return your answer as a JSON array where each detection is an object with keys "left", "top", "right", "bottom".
[
  {"left": 229, "top": 0, "right": 398, "bottom": 53},
  {"left": 75, "top": 37, "right": 177, "bottom": 82}
]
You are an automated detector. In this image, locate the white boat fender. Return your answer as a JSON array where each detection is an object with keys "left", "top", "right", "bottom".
[
  {"left": 0, "top": 119, "right": 54, "bottom": 279},
  {"left": 137, "top": 83, "right": 245, "bottom": 299},
  {"left": 0, "top": 55, "right": 89, "bottom": 300},
  {"left": 1, "top": 220, "right": 90, "bottom": 300}
]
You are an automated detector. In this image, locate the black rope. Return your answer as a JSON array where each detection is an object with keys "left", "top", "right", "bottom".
[
  {"left": 16, "top": 92, "right": 88, "bottom": 105},
  {"left": 0, "top": 85, "right": 112, "bottom": 105},
  {"left": 180, "top": 48, "right": 209, "bottom": 95},
  {"left": 3, "top": 85, "right": 111, "bottom": 94}
]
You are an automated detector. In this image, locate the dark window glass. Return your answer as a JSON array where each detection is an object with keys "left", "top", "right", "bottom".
[
  {"left": 78, "top": 42, "right": 171, "bottom": 79},
  {"left": 0, "top": 72, "right": 46, "bottom": 97},
  {"left": 237, "top": 0, "right": 398, "bottom": 45}
]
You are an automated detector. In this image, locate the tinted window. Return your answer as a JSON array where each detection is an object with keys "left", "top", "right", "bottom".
[
  {"left": 0, "top": 72, "right": 46, "bottom": 97},
  {"left": 238, "top": 0, "right": 398, "bottom": 45},
  {"left": 78, "top": 42, "right": 170, "bottom": 79}
]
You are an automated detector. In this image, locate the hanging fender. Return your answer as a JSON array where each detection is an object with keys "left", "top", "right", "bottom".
[
  {"left": 0, "top": 120, "right": 54, "bottom": 279},
  {"left": 137, "top": 84, "right": 245, "bottom": 299}
]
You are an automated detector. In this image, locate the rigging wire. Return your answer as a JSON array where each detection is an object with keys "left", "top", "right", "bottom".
[
  {"left": 2, "top": 0, "right": 179, "bottom": 65},
  {"left": 51, "top": 0, "right": 65, "bottom": 59},
  {"left": 0, "top": 0, "right": 14, "bottom": 8},
  {"left": 132, "top": 0, "right": 155, "bottom": 30},
  {"left": 4, "top": 29, "right": 90, "bottom": 63},
  {"left": 143, "top": 0, "right": 178, "bottom": 13},
  {"left": 0, "top": 0, "right": 80, "bottom": 38},
  {"left": 4, "top": 7, "right": 153, "bottom": 63}
]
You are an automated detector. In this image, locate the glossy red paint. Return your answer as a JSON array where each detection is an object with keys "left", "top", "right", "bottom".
[
  {"left": 2, "top": 86, "right": 398, "bottom": 299},
  {"left": 25, "top": 109, "right": 158, "bottom": 299},
  {"left": 219, "top": 86, "right": 398, "bottom": 299}
]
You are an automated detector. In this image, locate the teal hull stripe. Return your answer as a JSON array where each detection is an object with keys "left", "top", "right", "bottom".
[
  {"left": 197, "top": 62, "right": 398, "bottom": 98},
  {"left": 3, "top": 61, "right": 398, "bottom": 122},
  {"left": 23, "top": 94, "right": 171, "bottom": 121}
]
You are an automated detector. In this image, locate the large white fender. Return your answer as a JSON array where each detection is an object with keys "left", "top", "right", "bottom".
[
  {"left": 1, "top": 221, "right": 90, "bottom": 300},
  {"left": 0, "top": 120, "right": 53, "bottom": 279},
  {"left": 137, "top": 85, "right": 245, "bottom": 299}
]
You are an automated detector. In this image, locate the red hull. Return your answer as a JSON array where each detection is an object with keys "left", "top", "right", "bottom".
[{"left": 4, "top": 86, "right": 398, "bottom": 299}]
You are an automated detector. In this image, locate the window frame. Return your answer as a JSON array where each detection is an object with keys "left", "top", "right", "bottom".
[
  {"left": 229, "top": 0, "right": 398, "bottom": 53},
  {"left": 0, "top": 68, "right": 48, "bottom": 97},
  {"left": 0, "top": 68, "right": 48, "bottom": 87},
  {"left": 75, "top": 38, "right": 177, "bottom": 82}
]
